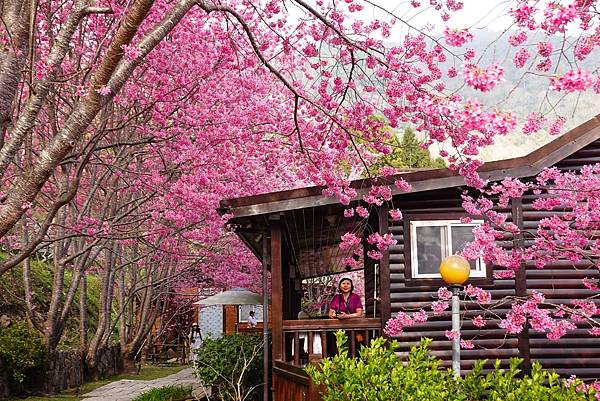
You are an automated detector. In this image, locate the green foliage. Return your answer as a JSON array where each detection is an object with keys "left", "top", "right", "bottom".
[
  {"left": 398, "top": 128, "right": 446, "bottom": 169},
  {"left": 0, "top": 252, "right": 101, "bottom": 349},
  {"left": 306, "top": 331, "right": 596, "bottom": 401},
  {"left": 195, "top": 333, "right": 263, "bottom": 401},
  {"left": 131, "top": 385, "right": 192, "bottom": 401},
  {"left": 0, "top": 322, "right": 47, "bottom": 388},
  {"left": 362, "top": 128, "right": 446, "bottom": 177},
  {"left": 460, "top": 359, "right": 596, "bottom": 401}
]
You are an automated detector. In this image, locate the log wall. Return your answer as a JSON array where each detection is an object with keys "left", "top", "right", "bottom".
[{"left": 386, "top": 139, "right": 600, "bottom": 379}]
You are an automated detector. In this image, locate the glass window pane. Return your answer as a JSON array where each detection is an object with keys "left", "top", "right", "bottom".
[
  {"left": 451, "top": 225, "right": 477, "bottom": 270},
  {"left": 415, "top": 226, "right": 443, "bottom": 275}
]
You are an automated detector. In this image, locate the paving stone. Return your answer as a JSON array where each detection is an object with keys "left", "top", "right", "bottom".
[{"left": 81, "top": 367, "right": 207, "bottom": 401}]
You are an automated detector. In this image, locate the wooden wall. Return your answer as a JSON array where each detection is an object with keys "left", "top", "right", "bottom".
[
  {"left": 386, "top": 139, "right": 600, "bottom": 379},
  {"left": 387, "top": 188, "right": 519, "bottom": 373},
  {"left": 522, "top": 139, "right": 600, "bottom": 378}
]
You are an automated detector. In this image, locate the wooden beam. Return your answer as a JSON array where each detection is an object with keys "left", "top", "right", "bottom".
[
  {"left": 512, "top": 197, "right": 531, "bottom": 372},
  {"left": 271, "top": 219, "right": 284, "bottom": 361},
  {"left": 282, "top": 318, "right": 381, "bottom": 330},
  {"left": 379, "top": 205, "right": 391, "bottom": 331},
  {"left": 261, "top": 233, "right": 270, "bottom": 401}
]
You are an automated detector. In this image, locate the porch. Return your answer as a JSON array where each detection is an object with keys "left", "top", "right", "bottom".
[
  {"left": 227, "top": 202, "right": 391, "bottom": 401},
  {"left": 274, "top": 318, "right": 382, "bottom": 401}
]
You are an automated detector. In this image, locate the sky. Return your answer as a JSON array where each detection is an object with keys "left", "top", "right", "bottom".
[{"left": 364, "top": 0, "right": 513, "bottom": 33}]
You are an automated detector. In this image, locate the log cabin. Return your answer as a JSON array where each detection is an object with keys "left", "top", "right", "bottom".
[{"left": 220, "top": 115, "right": 600, "bottom": 401}]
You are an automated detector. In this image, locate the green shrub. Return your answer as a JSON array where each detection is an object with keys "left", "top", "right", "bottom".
[
  {"left": 131, "top": 385, "right": 192, "bottom": 401},
  {"left": 307, "top": 331, "right": 596, "bottom": 401},
  {"left": 195, "top": 333, "right": 263, "bottom": 401},
  {"left": 0, "top": 321, "right": 47, "bottom": 389}
]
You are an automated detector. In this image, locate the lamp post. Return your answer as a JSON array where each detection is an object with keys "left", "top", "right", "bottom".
[{"left": 439, "top": 255, "right": 471, "bottom": 377}]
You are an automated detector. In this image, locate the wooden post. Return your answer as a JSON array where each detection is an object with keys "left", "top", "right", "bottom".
[
  {"left": 271, "top": 218, "right": 283, "bottom": 362},
  {"left": 378, "top": 205, "right": 391, "bottom": 329},
  {"left": 512, "top": 197, "right": 531, "bottom": 372},
  {"left": 262, "top": 233, "right": 270, "bottom": 401}
]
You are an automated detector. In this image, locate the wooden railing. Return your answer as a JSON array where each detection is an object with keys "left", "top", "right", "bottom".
[{"left": 281, "top": 318, "right": 381, "bottom": 366}]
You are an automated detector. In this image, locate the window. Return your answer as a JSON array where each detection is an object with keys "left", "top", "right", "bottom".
[
  {"left": 409, "top": 220, "right": 486, "bottom": 279},
  {"left": 238, "top": 305, "right": 264, "bottom": 323}
]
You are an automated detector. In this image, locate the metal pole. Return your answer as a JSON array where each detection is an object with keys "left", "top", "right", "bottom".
[
  {"left": 451, "top": 286, "right": 461, "bottom": 377},
  {"left": 262, "top": 234, "right": 269, "bottom": 401}
]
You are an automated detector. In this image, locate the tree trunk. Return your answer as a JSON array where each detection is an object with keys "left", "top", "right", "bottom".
[
  {"left": 85, "top": 241, "right": 117, "bottom": 371},
  {"left": 0, "top": 0, "right": 31, "bottom": 147},
  {"left": 79, "top": 273, "right": 89, "bottom": 351},
  {"left": 0, "top": 0, "right": 91, "bottom": 176},
  {"left": 0, "top": 0, "right": 196, "bottom": 246}
]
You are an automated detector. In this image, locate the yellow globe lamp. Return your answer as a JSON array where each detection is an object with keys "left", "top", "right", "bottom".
[{"left": 439, "top": 255, "right": 471, "bottom": 286}]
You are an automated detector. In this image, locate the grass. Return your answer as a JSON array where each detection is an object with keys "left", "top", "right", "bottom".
[
  {"left": 131, "top": 385, "right": 192, "bottom": 401},
  {"left": 10, "top": 364, "right": 189, "bottom": 401}
]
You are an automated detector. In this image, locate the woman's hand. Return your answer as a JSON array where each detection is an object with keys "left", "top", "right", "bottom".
[
  {"left": 337, "top": 312, "right": 349, "bottom": 319},
  {"left": 328, "top": 309, "right": 337, "bottom": 319}
]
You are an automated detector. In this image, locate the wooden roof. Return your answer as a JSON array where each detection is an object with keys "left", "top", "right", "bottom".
[{"left": 221, "top": 115, "right": 600, "bottom": 219}]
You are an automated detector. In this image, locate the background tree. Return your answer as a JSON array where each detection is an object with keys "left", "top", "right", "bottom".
[{"left": 365, "top": 128, "right": 446, "bottom": 177}]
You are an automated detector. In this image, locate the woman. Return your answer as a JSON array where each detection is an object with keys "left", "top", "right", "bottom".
[
  {"left": 248, "top": 310, "right": 257, "bottom": 328},
  {"left": 188, "top": 323, "right": 203, "bottom": 365},
  {"left": 328, "top": 277, "right": 363, "bottom": 319}
]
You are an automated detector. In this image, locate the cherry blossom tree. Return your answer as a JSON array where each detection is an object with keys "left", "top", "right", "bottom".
[{"left": 1, "top": 0, "right": 600, "bottom": 375}]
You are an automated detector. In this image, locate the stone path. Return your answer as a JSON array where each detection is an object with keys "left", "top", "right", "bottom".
[{"left": 81, "top": 367, "right": 208, "bottom": 401}]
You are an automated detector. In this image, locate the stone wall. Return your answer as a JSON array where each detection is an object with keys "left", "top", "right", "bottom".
[
  {"left": 42, "top": 346, "right": 122, "bottom": 394},
  {"left": 0, "top": 345, "right": 123, "bottom": 398},
  {"left": 86, "top": 345, "right": 123, "bottom": 381},
  {"left": 40, "top": 346, "right": 123, "bottom": 395},
  {"left": 42, "top": 350, "right": 85, "bottom": 394}
]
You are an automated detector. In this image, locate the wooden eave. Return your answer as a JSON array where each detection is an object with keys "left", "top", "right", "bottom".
[{"left": 221, "top": 115, "right": 600, "bottom": 220}]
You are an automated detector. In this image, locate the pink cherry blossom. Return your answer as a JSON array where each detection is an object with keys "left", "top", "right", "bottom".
[
  {"left": 384, "top": 311, "right": 414, "bottom": 336},
  {"left": 513, "top": 47, "right": 530, "bottom": 69},
  {"left": 355, "top": 206, "right": 369, "bottom": 218},
  {"left": 445, "top": 329, "right": 460, "bottom": 340},
  {"left": 340, "top": 233, "right": 361, "bottom": 250},
  {"left": 472, "top": 315, "right": 486, "bottom": 328},
  {"left": 443, "top": 27, "right": 473, "bottom": 47},
  {"left": 431, "top": 301, "right": 450, "bottom": 315},
  {"left": 437, "top": 287, "right": 453, "bottom": 301},
  {"left": 461, "top": 64, "right": 504, "bottom": 92},
  {"left": 389, "top": 208, "right": 402, "bottom": 221},
  {"left": 522, "top": 112, "right": 546, "bottom": 135},
  {"left": 537, "top": 41, "right": 553, "bottom": 57},
  {"left": 550, "top": 69, "right": 596, "bottom": 93},
  {"left": 96, "top": 85, "right": 111, "bottom": 96},
  {"left": 583, "top": 277, "right": 599, "bottom": 291},
  {"left": 548, "top": 116, "right": 567, "bottom": 135},
  {"left": 508, "top": 31, "right": 527, "bottom": 46}
]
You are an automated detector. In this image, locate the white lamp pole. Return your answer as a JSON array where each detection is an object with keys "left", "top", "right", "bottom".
[
  {"left": 450, "top": 285, "right": 461, "bottom": 376},
  {"left": 439, "top": 255, "right": 471, "bottom": 377}
]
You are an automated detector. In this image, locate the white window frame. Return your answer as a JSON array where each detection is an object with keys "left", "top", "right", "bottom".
[{"left": 409, "top": 220, "right": 486, "bottom": 279}]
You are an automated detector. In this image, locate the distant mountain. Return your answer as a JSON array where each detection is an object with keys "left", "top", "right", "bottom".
[{"left": 444, "top": 30, "right": 600, "bottom": 161}]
